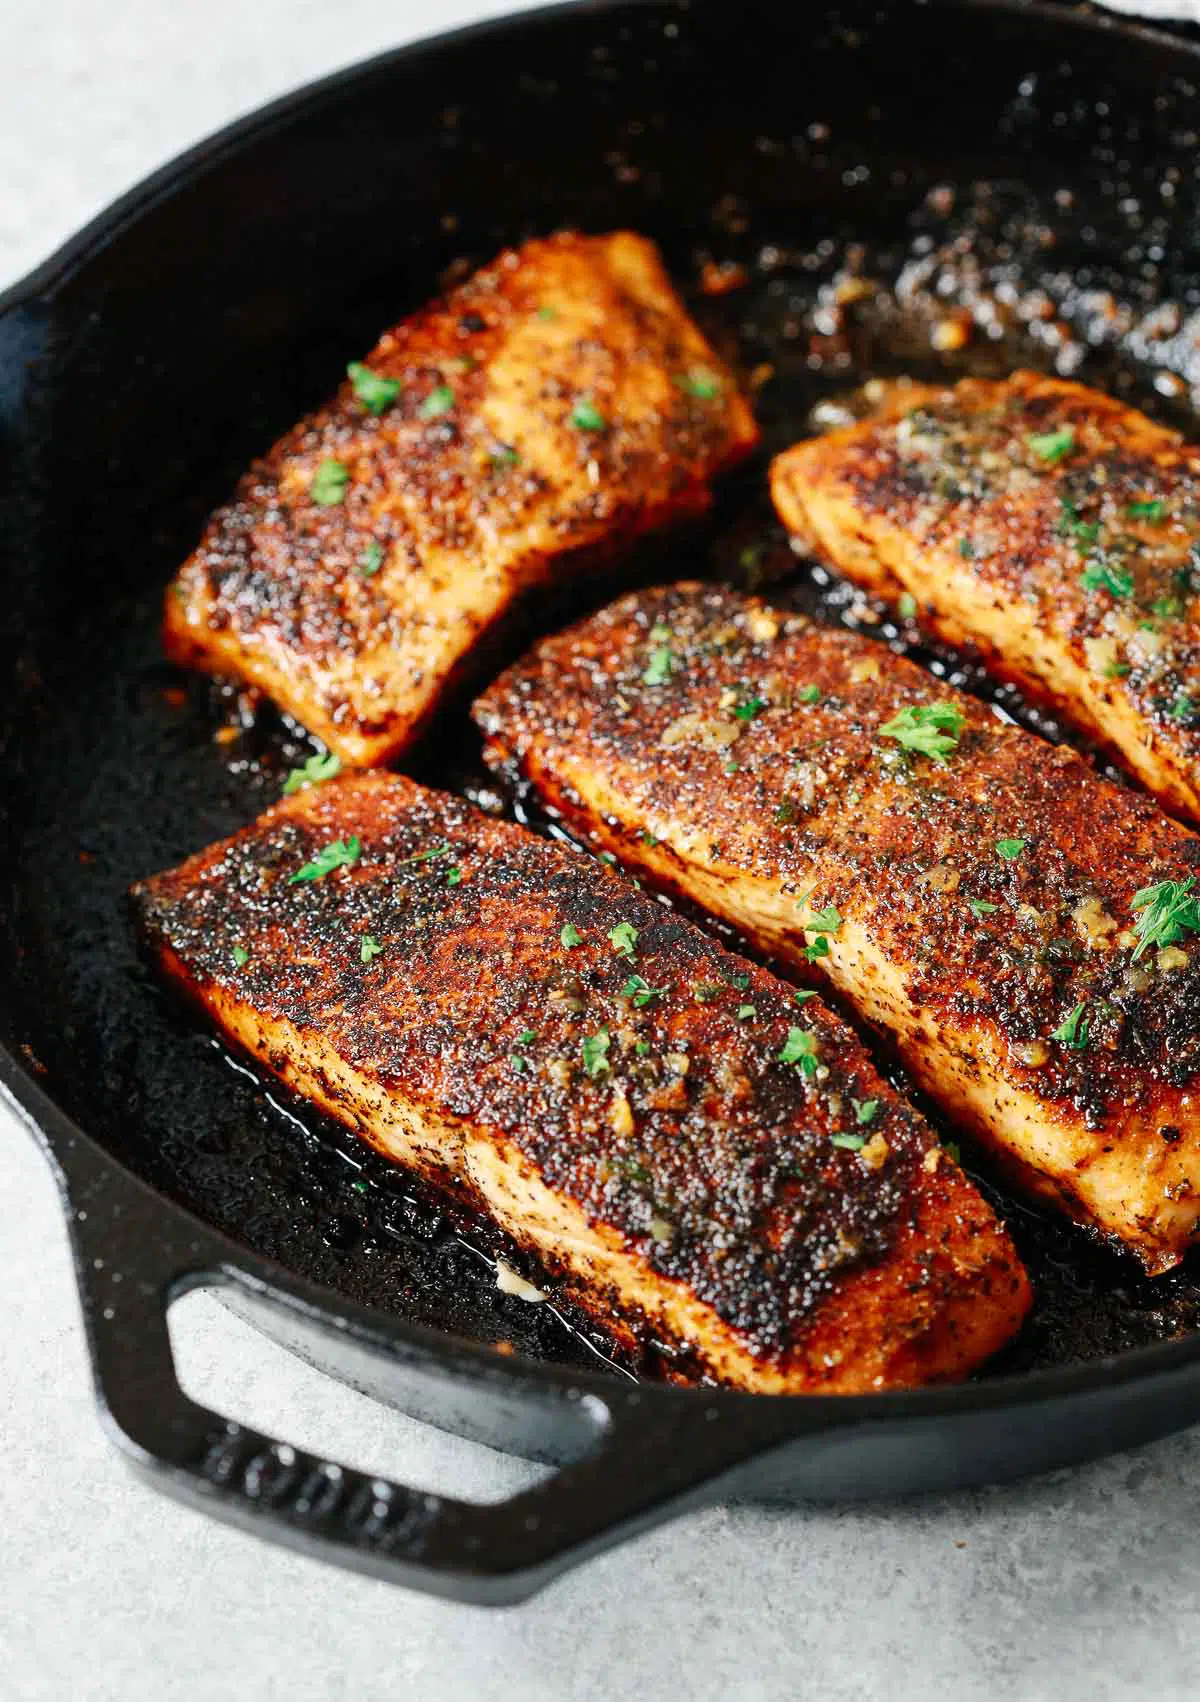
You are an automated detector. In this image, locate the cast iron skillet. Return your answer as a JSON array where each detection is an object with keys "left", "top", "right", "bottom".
[{"left": 7, "top": 0, "right": 1200, "bottom": 1605}]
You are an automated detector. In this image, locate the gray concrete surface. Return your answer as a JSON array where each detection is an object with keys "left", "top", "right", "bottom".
[{"left": 3, "top": 4, "right": 1200, "bottom": 1698}]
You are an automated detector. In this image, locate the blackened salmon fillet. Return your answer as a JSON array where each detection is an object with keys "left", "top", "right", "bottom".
[
  {"left": 475, "top": 581, "right": 1200, "bottom": 1272},
  {"left": 771, "top": 370, "right": 1200, "bottom": 824},
  {"left": 165, "top": 232, "right": 758, "bottom": 765},
  {"left": 131, "top": 771, "right": 1028, "bottom": 1391}
]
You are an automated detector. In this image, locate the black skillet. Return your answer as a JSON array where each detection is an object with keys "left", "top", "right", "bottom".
[{"left": 7, "top": 0, "right": 1200, "bottom": 1605}]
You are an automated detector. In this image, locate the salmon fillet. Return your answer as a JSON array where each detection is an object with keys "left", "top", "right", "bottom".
[
  {"left": 165, "top": 232, "right": 758, "bottom": 765},
  {"left": 475, "top": 582, "right": 1200, "bottom": 1272},
  {"left": 131, "top": 771, "right": 1027, "bottom": 1392},
  {"left": 770, "top": 371, "right": 1200, "bottom": 824}
]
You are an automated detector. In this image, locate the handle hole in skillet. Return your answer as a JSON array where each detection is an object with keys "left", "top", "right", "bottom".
[{"left": 167, "top": 1287, "right": 557, "bottom": 1503}]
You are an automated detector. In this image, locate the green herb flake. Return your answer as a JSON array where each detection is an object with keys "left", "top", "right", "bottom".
[
  {"left": 803, "top": 934, "right": 831, "bottom": 963},
  {"left": 737, "top": 1003, "right": 757, "bottom": 1020},
  {"left": 489, "top": 444, "right": 520, "bottom": 470},
  {"left": 831, "top": 1132, "right": 866, "bottom": 1151},
  {"left": 896, "top": 593, "right": 918, "bottom": 620},
  {"left": 581, "top": 1029, "right": 611, "bottom": 1077},
  {"left": 1079, "top": 559, "right": 1135, "bottom": 598},
  {"left": 643, "top": 646, "right": 674, "bottom": 687},
  {"left": 511, "top": 1055, "right": 528, "bottom": 1073},
  {"left": 288, "top": 836, "right": 361, "bottom": 884},
  {"left": 536, "top": 305, "right": 557, "bottom": 321},
  {"left": 853, "top": 1098, "right": 880, "bottom": 1125},
  {"left": 778, "top": 1026, "right": 819, "bottom": 1077},
  {"left": 608, "top": 921, "right": 638, "bottom": 958},
  {"left": 734, "top": 696, "right": 767, "bottom": 722},
  {"left": 419, "top": 384, "right": 454, "bottom": 419},
  {"left": 1151, "top": 597, "right": 1183, "bottom": 620},
  {"left": 1027, "top": 424, "right": 1075, "bottom": 464},
  {"left": 1130, "top": 876, "right": 1200, "bottom": 961},
  {"left": 1167, "top": 694, "right": 1197, "bottom": 724},
  {"left": 635, "top": 1040, "right": 651, "bottom": 1057},
  {"left": 621, "top": 974, "right": 665, "bottom": 1007},
  {"left": 560, "top": 923, "right": 583, "bottom": 949},
  {"left": 1104, "top": 661, "right": 1132, "bottom": 680},
  {"left": 969, "top": 898, "right": 1000, "bottom": 918},
  {"left": 569, "top": 397, "right": 607, "bottom": 433},
  {"left": 310, "top": 459, "right": 350, "bottom": 505},
  {"left": 445, "top": 866, "right": 463, "bottom": 886},
  {"left": 807, "top": 904, "right": 842, "bottom": 935},
  {"left": 517, "top": 1029, "right": 537, "bottom": 1046},
  {"left": 1050, "top": 1001, "right": 1089, "bottom": 1050},
  {"left": 674, "top": 366, "right": 723, "bottom": 400},
  {"left": 995, "top": 838, "right": 1027, "bottom": 861},
  {"left": 357, "top": 541, "right": 385, "bottom": 577},
  {"left": 346, "top": 361, "right": 401, "bottom": 415},
  {"left": 282, "top": 750, "right": 342, "bottom": 797},
  {"left": 958, "top": 538, "right": 975, "bottom": 559},
  {"left": 878, "top": 702, "right": 966, "bottom": 763},
  {"left": 232, "top": 945, "right": 250, "bottom": 968},
  {"left": 793, "top": 990, "right": 819, "bottom": 1005},
  {"left": 639, "top": 830, "right": 660, "bottom": 847},
  {"left": 796, "top": 684, "right": 822, "bottom": 705},
  {"left": 360, "top": 934, "right": 384, "bottom": 964},
  {"left": 1127, "top": 499, "right": 1166, "bottom": 522},
  {"left": 1057, "top": 497, "right": 1100, "bottom": 547},
  {"left": 399, "top": 842, "right": 450, "bottom": 866}
]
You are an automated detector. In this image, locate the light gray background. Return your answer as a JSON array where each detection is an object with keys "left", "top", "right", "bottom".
[{"left": 4, "top": 3, "right": 1200, "bottom": 1698}]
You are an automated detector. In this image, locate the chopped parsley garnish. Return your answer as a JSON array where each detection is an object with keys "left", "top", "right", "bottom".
[
  {"left": 796, "top": 684, "right": 822, "bottom": 705},
  {"left": 793, "top": 990, "right": 819, "bottom": 1004},
  {"left": 734, "top": 696, "right": 767, "bottom": 722},
  {"left": 807, "top": 904, "right": 842, "bottom": 934},
  {"left": 958, "top": 538, "right": 975, "bottom": 559},
  {"left": 621, "top": 974, "right": 665, "bottom": 1007},
  {"left": 1027, "top": 424, "right": 1075, "bottom": 464},
  {"left": 643, "top": 645, "right": 674, "bottom": 687},
  {"left": 399, "top": 842, "right": 450, "bottom": 865},
  {"left": 969, "top": 898, "right": 999, "bottom": 917},
  {"left": 878, "top": 702, "right": 965, "bottom": 762},
  {"left": 1104, "top": 661, "right": 1132, "bottom": 680},
  {"left": 674, "top": 367, "right": 723, "bottom": 400},
  {"left": 1151, "top": 597, "right": 1183, "bottom": 620},
  {"left": 1130, "top": 876, "right": 1200, "bottom": 960},
  {"left": 310, "top": 459, "right": 349, "bottom": 505},
  {"left": 737, "top": 1003, "right": 757, "bottom": 1020},
  {"left": 896, "top": 593, "right": 918, "bottom": 620},
  {"left": 232, "top": 945, "right": 250, "bottom": 968},
  {"left": 288, "top": 836, "right": 361, "bottom": 884},
  {"left": 346, "top": 361, "right": 401, "bottom": 414},
  {"left": 360, "top": 934, "right": 384, "bottom": 964},
  {"left": 639, "top": 830, "right": 660, "bottom": 847},
  {"left": 831, "top": 1132, "right": 866, "bottom": 1151},
  {"left": 778, "top": 1026, "right": 819, "bottom": 1077},
  {"left": 419, "top": 384, "right": 455, "bottom": 419},
  {"left": 581, "top": 1029, "right": 611, "bottom": 1077},
  {"left": 1050, "top": 1002, "right": 1089, "bottom": 1050},
  {"left": 445, "top": 866, "right": 463, "bottom": 886},
  {"left": 1079, "top": 559, "right": 1134, "bottom": 598},
  {"left": 357, "top": 541, "right": 384, "bottom": 577},
  {"left": 1167, "top": 694, "right": 1197, "bottom": 723},
  {"left": 803, "top": 935, "right": 831, "bottom": 963},
  {"left": 853, "top": 1099, "right": 880, "bottom": 1125},
  {"left": 511, "top": 1055, "right": 528, "bottom": 1073},
  {"left": 608, "top": 922, "right": 638, "bottom": 958},
  {"left": 635, "top": 1040, "right": 651, "bottom": 1057},
  {"left": 517, "top": 1029, "right": 537, "bottom": 1046},
  {"left": 995, "top": 838, "right": 1027, "bottom": 861},
  {"left": 1127, "top": 499, "right": 1166, "bottom": 522},
  {"left": 489, "top": 445, "right": 520, "bottom": 469},
  {"left": 560, "top": 923, "right": 583, "bottom": 949},
  {"left": 570, "top": 397, "right": 606, "bottom": 432},
  {"left": 282, "top": 750, "right": 342, "bottom": 796},
  {"left": 1057, "top": 497, "right": 1100, "bottom": 547},
  {"left": 537, "top": 304, "right": 557, "bottom": 321}
]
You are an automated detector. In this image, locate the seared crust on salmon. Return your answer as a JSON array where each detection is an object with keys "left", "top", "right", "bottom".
[
  {"left": 131, "top": 772, "right": 1027, "bottom": 1391},
  {"left": 165, "top": 232, "right": 758, "bottom": 765},
  {"left": 771, "top": 370, "right": 1200, "bottom": 823},
  {"left": 475, "top": 582, "right": 1200, "bottom": 1272}
]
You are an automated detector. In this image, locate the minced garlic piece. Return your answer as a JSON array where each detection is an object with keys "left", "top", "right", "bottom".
[
  {"left": 1157, "top": 946, "right": 1189, "bottom": 973},
  {"left": 1015, "top": 1040, "right": 1050, "bottom": 1068},
  {"left": 495, "top": 1259, "right": 546, "bottom": 1304},
  {"left": 609, "top": 1090, "right": 635, "bottom": 1139},
  {"left": 745, "top": 608, "right": 780, "bottom": 644},
  {"left": 1084, "top": 635, "right": 1120, "bottom": 679},
  {"left": 1072, "top": 894, "right": 1118, "bottom": 948},
  {"left": 923, "top": 863, "right": 960, "bottom": 893},
  {"left": 859, "top": 1133, "right": 890, "bottom": 1171},
  {"left": 648, "top": 1215, "right": 675, "bottom": 1246},
  {"left": 660, "top": 712, "right": 741, "bottom": 751},
  {"left": 922, "top": 1147, "right": 942, "bottom": 1173},
  {"left": 849, "top": 656, "right": 881, "bottom": 684},
  {"left": 665, "top": 1052, "right": 690, "bottom": 1076}
]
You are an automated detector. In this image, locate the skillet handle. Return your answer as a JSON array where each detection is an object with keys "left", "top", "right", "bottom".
[{"left": 55, "top": 1138, "right": 814, "bottom": 1604}]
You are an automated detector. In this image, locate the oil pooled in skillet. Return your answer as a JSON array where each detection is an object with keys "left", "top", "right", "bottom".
[{"left": 19, "top": 183, "right": 1200, "bottom": 1384}]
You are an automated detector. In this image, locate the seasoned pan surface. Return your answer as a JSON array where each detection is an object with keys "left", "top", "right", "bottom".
[{"left": 6, "top": 0, "right": 1200, "bottom": 1393}]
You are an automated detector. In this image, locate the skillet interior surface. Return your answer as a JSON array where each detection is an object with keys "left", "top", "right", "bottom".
[{"left": 6, "top": 0, "right": 1200, "bottom": 1393}]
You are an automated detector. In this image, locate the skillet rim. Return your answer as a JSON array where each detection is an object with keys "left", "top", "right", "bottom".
[{"left": 3, "top": 0, "right": 1200, "bottom": 1438}]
